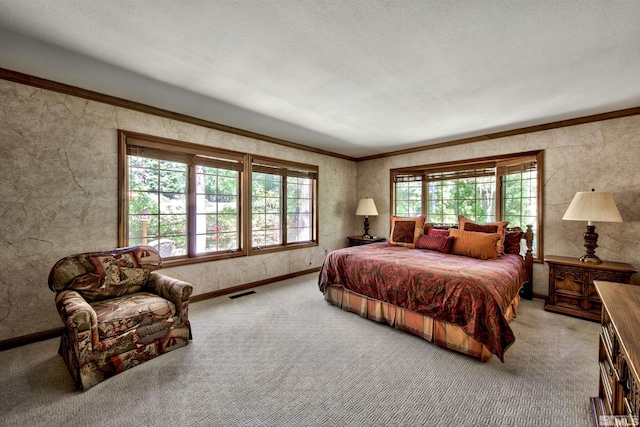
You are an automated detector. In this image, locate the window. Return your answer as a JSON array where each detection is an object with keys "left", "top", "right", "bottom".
[
  {"left": 286, "top": 176, "right": 314, "bottom": 243},
  {"left": 119, "top": 131, "right": 245, "bottom": 263},
  {"left": 391, "top": 151, "right": 542, "bottom": 259},
  {"left": 195, "top": 165, "right": 241, "bottom": 253},
  {"left": 127, "top": 156, "right": 189, "bottom": 255},
  {"left": 252, "top": 170, "right": 282, "bottom": 247},
  {"left": 425, "top": 167, "right": 496, "bottom": 224},
  {"left": 394, "top": 176, "right": 422, "bottom": 218},
  {"left": 119, "top": 131, "right": 318, "bottom": 265},
  {"left": 251, "top": 156, "right": 318, "bottom": 251},
  {"left": 499, "top": 159, "right": 538, "bottom": 241}
]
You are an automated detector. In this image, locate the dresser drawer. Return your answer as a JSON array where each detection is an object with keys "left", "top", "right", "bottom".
[
  {"left": 600, "top": 360, "right": 615, "bottom": 410},
  {"left": 591, "top": 281, "right": 640, "bottom": 427}
]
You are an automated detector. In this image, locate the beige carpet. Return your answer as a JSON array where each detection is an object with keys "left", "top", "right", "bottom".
[{"left": 0, "top": 273, "right": 599, "bottom": 426}]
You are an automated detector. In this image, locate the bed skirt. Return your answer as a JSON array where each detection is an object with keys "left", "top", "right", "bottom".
[{"left": 323, "top": 284, "right": 520, "bottom": 362}]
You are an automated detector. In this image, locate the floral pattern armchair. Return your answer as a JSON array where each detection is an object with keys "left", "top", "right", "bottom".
[{"left": 48, "top": 245, "right": 193, "bottom": 390}]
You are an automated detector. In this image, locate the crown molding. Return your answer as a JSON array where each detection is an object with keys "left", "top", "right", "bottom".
[
  {"left": 3, "top": 67, "right": 639, "bottom": 163},
  {"left": 0, "top": 67, "right": 357, "bottom": 162},
  {"left": 357, "top": 106, "right": 640, "bottom": 161}
]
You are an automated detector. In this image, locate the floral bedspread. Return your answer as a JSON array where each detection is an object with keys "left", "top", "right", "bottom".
[{"left": 318, "top": 243, "right": 527, "bottom": 361}]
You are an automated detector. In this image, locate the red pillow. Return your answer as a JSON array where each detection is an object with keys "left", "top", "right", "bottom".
[
  {"left": 415, "top": 234, "right": 455, "bottom": 254},
  {"left": 389, "top": 215, "right": 426, "bottom": 248},
  {"left": 426, "top": 227, "right": 450, "bottom": 236},
  {"left": 463, "top": 223, "right": 499, "bottom": 233},
  {"left": 504, "top": 231, "right": 524, "bottom": 255}
]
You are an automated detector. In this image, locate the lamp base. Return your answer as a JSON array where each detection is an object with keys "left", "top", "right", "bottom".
[
  {"left": 580, "top": 224, "right": 602, "bottom": 264},
  {"left": 579, "top": 254, "right": 603, "bottom": 264},
  {"left": 362, "top": 216, "right": 371, "bottom": 239},
  {"left": 362, "top": 234, "right": 372, "bottom": 239}
]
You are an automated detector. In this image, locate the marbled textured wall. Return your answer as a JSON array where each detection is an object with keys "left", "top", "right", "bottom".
[
  {"left": 0, "top": 80, "right": 357, "bottom": 341},
  {"left": 356, "top": 115, "right": 640, "bottom": 295}
]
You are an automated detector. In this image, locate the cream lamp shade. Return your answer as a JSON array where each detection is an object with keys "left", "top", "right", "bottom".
[
  {"left": 355, "top": 198, "right": 378, "bottom": 238},
  {"left": 355, "top": 198, "right": 379, "bottom": 217},
  {"left": 562, "top": 189, "right": 622, "bottom": 263},
  {"left": 562, "top": 191, "right": 623, "bottom": 224}
]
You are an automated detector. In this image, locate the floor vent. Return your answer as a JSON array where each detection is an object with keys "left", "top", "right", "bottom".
[{"left": 229, "top": 291, "right": 256, "bottom": 299}]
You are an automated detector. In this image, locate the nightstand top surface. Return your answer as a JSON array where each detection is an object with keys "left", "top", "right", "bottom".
[
  {"left": 544, "top": 255, "right": 637, "bottom": 273},
  {"left": 347, "top": 235, "right": 386, "bottom": 242}
]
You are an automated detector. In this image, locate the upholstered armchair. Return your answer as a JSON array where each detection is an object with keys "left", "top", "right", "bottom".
[{"left": 48, "top": 245, "right": 193, "bottom": 390}]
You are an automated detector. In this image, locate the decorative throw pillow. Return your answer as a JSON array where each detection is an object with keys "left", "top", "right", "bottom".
[
  {"left": 426, "top": 227, "right": 450, "bottom": 236},
  {"left": 389, "top": 215, "right": 426, "bottom": 248},
  {"left": 103, "top": 265, "right": 150, "bottom": 297},
  {"left": 458, "top": 215, "right": 509, "bottom": 256},
  {"left": 504, "top": 230, "right": 524, "bottom": 255},
  {"left": 415, "top": 234, "right": 455, "bottom": 254},
  {"left": 67, "top": 272, "right": 106, "bottom": 301},
  {"left": 49, "top": 256, "right": 92, "bottom": 291},
  {"left": 90, "top": 252, "right": 140, "bottom": 276},
  {"left": 449, "top": 229, "right": 501, "bottom": 260},
  {"left": 463, "top": 222, "right": 499, "bottom": 233},
  {"left": 133, "top": 246, "right": 163, "bottom": 270}
]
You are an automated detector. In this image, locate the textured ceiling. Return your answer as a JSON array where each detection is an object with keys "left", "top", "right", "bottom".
[{"left": 1, "top": 1, "right": 640, "bottom": 158}]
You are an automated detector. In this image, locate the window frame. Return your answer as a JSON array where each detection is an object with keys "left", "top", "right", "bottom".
[
  {"left": 390, "top": 150, "right": 543, "bottom": 260},
  {"left": 248, "top": 155, "right": 319, "bottom": 255},
  {"left": 118, "top": 131, "right": 319, "bottom": 266}
]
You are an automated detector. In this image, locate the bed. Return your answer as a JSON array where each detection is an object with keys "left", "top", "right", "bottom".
[{"left": 318, "top": 217, "right": 534, "bottom": 362}]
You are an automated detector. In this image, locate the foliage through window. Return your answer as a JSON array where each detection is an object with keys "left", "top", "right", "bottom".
[
  {"left": 251, "top": 157, "right": 317, "bottom": 250},
  {"left": 127, "top": 156, "right": 189, "bottom": 255},
  {"left": 195, "top": 165, "right": 240, "bottom": 253},
  {"left": 391, "top": 151, "right": 542, "bottom": 258},
  {"left": 425, "top": 167, "right": 496, "bottom": 224}
]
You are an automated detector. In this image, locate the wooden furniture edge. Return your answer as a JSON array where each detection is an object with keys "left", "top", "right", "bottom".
[
  {"left": 591, "top": 280, "right": 640, "bottom": 427},
  {"left": 544, "top": 255, "right": 637, "bottom": 273}
]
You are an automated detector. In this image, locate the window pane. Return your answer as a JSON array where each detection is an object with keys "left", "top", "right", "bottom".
[
  {"left": 252, "top": 172, "right": 282, "bottom": 247},
  {"left": 394, "top": 179, "right": 422, "bottom": 216},
  {"left": 195, "top": 166, "right": 240, "bottom": 254},
  {"left": 502, "top": 169, "right": 538, "bottom": 253},
  {"left": 286, "top": 177, "right": 313, "bottom": 243},
  {"left": 128, "top": 156, "right": 188, "bottom": 258},
  {"left": 160, "top": 193, "right": 186, "bottom": 214},
  {"left": 426, "top": 172, "right": 496, "bottom": 224}
]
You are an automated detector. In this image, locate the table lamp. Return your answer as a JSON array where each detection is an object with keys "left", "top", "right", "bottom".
[
  {"left": 562, "top": 189, "right": 623, "bottom": 263},
  {"left": 355, "top": 198, "right": 378, "bottom": 239}
]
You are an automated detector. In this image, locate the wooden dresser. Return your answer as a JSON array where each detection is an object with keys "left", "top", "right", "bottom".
[
  {"left": 591, "top": 281, "right": 640, "bottom": 427},
  {"left": 544, "top": 255, "right": 636, "bottom": 321}
]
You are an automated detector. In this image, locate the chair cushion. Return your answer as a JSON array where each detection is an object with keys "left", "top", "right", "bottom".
[{"left": 90, "top": 292, "right": 176, "bottom": 340}]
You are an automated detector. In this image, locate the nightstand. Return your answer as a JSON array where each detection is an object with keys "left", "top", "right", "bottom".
[
  {"left": 347, "top": 236, "right": 386, "bottom": 247},
  {"left": 544, "top": 255, "right": 637, "bottom": 321}
]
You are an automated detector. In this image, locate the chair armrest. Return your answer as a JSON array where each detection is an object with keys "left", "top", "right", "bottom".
[
  {"left": 55, "top": 290, "right": 99, "bottom": 348},
  {"left": 145, "top": 272, "right": 193, "bottom": 311}
]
